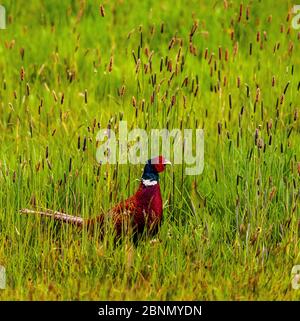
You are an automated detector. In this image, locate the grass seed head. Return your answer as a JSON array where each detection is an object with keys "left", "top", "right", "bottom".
[
  {"left": 132, "top": 96, "right": 137, "bottom": 108},
  {"left": 20, "top": 66, "right": 25, "bottom": 81},
  {"left": 108, "top": 56, "right": 113, "bottom": 72},
  {"left": 100, "top": 4, "right": 105, "bottom": 17},
  {"left": 84, "top": 89, "right": 88, "bottom": 104},
  {"left": 20, "top": 47, "right": 25, "bottom": 60}
]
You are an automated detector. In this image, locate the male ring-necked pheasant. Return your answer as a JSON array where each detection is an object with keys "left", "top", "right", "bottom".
[{"left": 20, "top": 156, "right": 171, "bottom": 239}]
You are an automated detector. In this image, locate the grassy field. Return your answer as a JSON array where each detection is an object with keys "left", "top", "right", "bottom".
[{"left": 0, "top": 0, "right": 299, "bottom": 300}]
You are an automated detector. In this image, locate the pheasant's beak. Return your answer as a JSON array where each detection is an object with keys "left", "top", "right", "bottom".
[{"left": 163, "top": 159, "right": 172, "bottom": 165}]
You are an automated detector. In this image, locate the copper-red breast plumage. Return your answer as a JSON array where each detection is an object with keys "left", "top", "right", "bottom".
[{"left": 20, "top": 156, "right": 171, "bottom": 239}]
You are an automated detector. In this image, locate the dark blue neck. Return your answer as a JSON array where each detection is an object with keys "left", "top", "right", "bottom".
[{"left": 142, "top": 162, "right": 159, "bottom": 182}]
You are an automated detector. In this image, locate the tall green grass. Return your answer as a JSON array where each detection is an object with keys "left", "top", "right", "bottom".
[{"left": 0, "top": 0, "right": 299, "bottom": 300}]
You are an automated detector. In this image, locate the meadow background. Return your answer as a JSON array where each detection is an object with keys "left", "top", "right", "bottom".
[{"left": 0, "top": 0, "right": 299, "bottom": 300}]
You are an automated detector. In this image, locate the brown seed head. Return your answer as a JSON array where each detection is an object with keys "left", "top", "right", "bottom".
[
  {"left": 100, "top": 4, "right": 105, "bottom": 17},
  {"left": 20, "top": 66, "right": 25, "bottom": 81}
]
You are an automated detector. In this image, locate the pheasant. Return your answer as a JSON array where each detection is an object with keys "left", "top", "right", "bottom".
[{"left": 20, "top": 156, "right": 171, "bottom": 239}]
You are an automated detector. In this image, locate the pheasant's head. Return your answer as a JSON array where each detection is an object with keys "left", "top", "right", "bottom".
[{"left": 142, "top": 155, "right": 171, "bottom": 186}]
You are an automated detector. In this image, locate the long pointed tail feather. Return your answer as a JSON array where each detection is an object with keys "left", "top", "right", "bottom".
[{"left": 20, "top": 208, "right": 84, "bottom": 226}]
